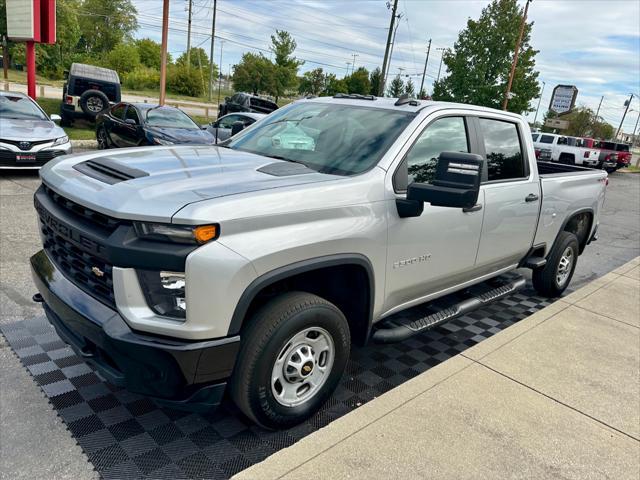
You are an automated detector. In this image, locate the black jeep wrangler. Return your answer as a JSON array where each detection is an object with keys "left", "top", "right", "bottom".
[
  {"left": 61, "top": 63, "right": 121, "bottom": 126},
  {"left": 218, "top": 92, "right": 278, "bottom": 117}
]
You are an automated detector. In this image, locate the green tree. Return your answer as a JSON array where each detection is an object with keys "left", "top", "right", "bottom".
[
  {"left": 167, "top": 64, "right": 202, "bottom": 97},
  {"left": 232, "top": 52, "right": 275, "bottom": 95},
  {"left": 418, "top": 87, "right": 428, "bottom": 99},
  {"left": 78, "top": 0, "right": 138, "bottom": 53},
  {"left": 346, "top": 67, "right": 371, "bottom": 95},
  {"left": 404, "top": 78, "right": 416, "bottom": 96},
  {"left": 432, "top": 0, "right": 540, "bottom": 114},
  {"left": 369, "top": 67, "right": 382, "bottom": 96},
  {"left": 270, "top": 30, "right": 304, "bottom": 101},
  {"left": 136, "top": 38, "right": 169, "bottom": 69},
  {"left": 298, "top": 68, "right": 326, "bottom": 95},
  {"left": 105, "top": 42, "right": 140, "bottom": 74},
  {"left": 176, "top": 47, "right": 210, "bottom": 71},
  {"left": 323, "top": 73, "right": 348, "bottom": 96},
  {"left": 387, "top": 75, "right": 404, "bottom": 97}
]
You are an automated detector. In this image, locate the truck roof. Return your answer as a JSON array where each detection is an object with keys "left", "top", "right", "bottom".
[{"left": 304, "top": 95, "right": 524, "bottom": 120}]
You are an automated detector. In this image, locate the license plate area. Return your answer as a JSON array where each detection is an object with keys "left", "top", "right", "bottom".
[{"left": 16, "top": 154, "right": 37, "bottom": 163}]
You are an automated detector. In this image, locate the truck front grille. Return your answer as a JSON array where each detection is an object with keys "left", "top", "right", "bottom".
[
  {"left": 42, "top": 225, "right": 116, "bottom": 308},
  {"left": 37, "top": 186, "right": 121, "bottom": 309}
]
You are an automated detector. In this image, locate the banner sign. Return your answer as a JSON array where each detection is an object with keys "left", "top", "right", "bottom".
[{"left": 549, "top": 85, "right": 578, "bottom": 114}]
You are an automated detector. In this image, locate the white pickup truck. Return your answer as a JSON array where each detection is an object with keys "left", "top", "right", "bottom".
[
  {"left": 31, "top": 95, "right": 607, "bottom": 428},
  {"left": 532, "top": 132, "right": 600, "bottom": 167}
]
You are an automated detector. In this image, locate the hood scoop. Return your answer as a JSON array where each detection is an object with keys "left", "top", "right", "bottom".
[
  {"left": 73, "top": 157, "right": 149, "bottom": 185},
  {"left": 257, "top": 161, "right": 315, "bottom": 177}
]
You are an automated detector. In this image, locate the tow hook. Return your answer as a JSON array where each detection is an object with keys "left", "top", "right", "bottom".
[{"left": 32, "top": 293, "right": 44, "bottom": 303}]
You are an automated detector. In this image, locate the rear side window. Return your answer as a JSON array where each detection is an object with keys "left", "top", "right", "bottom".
[
  {"left": 125, "top": 106, "right": 139, "bottom": 124},
  {"left": 531, "top": 133, "right": 539, "bottom": 141},
  {"left": 539, "top": 135, "right": 554, "bottom": 144},
  {"left": 479, "top": 118, "right": 525, "bottom": 181},
  {"left": 111, "top": 103, "right": 126, "bottom": 119},
  {"left": 616, "top": 144, "right": 630, "bottom": 152}
]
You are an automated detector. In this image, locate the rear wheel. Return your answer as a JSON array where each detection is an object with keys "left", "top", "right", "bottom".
[
  {"left": 533, "top": 231, "right": 579, "bottom": 297},
  {"left": 229, "top": 292, "right": 350, "bottom": 429},
  {"left": 559, "top": 153, "right": 575, "bottom": 165}
]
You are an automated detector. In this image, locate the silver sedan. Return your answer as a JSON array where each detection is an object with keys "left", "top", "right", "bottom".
[
  {"left": 206, "top": 112, "right": 266, "bottom": 144},
  {"left": 0, "top": 91, "right": 72, "bottom": 169}
]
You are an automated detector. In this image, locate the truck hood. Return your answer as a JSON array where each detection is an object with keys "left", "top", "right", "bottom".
[{"left": 40, "top": 145, "right": 341, "bottom": 222}]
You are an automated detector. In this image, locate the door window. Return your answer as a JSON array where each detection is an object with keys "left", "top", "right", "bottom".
[
  {"left": 479, "top": 118, "right": 526, "bottom": 181},
  {"left": 218, "top": 114, "right": 240, "bottom": 129},
  {"left": 125, "top": 106, "right": 139, "bottom": 124},
  {"left": 403, "top": 116, "right": 469, "bottom": 186},
  {"left": 110, "top": 103, "right": 126, "bottom": 120},
  {"left": 539, "top": 134, "right": 555, "bottom": 144}
]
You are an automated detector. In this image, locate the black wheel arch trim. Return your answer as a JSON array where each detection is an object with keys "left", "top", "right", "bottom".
[
  {"left": 553, "top": 207, "right": 595, "bottom": 256},
  {"left": 227, "top": 253, "right": 375, "bottom": 338}
]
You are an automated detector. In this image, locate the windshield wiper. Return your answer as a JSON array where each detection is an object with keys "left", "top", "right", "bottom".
[{"left": 265, "top": 154, "right": 309, "bottom": 167}]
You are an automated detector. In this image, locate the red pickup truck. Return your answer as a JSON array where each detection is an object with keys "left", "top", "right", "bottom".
[{"left": 582, "top": 138, "right": 631, "bottom": 172}]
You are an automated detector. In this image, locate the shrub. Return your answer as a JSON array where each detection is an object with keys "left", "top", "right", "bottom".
[
  {"left": 105, "top": 43, "right": 140, "bottom": 75},
  {"left": 123, "top": 67, "right": 160, "bottom": 91},
  {"left": 167, "top": 65, "right": 203, "bottom": 97}
]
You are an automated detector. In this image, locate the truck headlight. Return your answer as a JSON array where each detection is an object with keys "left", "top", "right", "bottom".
[
  {"left": 134, "top": 222, "right": 219, "bottom": 244},
  {"left": 53, "top": 135, "right": 69, "bottom": 146},
  {"left": 138, "top": 270, "right": 186, "bottom": 319}
]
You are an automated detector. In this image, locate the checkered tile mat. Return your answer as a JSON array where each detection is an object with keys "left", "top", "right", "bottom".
[{"left": 1, "top": 282, "right": 553, "bottom": 479}]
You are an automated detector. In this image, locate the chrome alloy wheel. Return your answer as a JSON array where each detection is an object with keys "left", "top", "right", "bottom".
[
  {"left": 97, "top": 128, "right": 108, "bottom": 149},
  {"left": 556, "top": 246, "right": 574, "bottom": 287},
  {"left": 271, "top": 326, "right": 335, "bottom": 407},
  {"left": 86, "top": 96, "right": 104, "bottom": 113}
]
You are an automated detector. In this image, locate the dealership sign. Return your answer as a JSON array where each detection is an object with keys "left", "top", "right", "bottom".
[
  {"left": 6, "top": 0, "right": 56, "bottom": 43},
  {"left": 549, "top": 85, "right": 578, "bottom": 114}
]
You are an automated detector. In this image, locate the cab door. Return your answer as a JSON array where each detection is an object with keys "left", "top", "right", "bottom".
[
  {"left": 120, "top": 106, "right": 142, "bottom": 147},
  {"left": 474, "top": 116, "right": 540, "bottom": 271},
  {"left": 385, "top": 114, "right": 485, "bottom": 313}
]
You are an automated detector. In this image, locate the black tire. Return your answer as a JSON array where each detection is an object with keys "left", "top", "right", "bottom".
[
  {"left": 96, "top": 126, "right": 109, "bottom": 149},
  {"left": 229, "top": 291, "right": 350, "bottom": 429},
  {"left": 79, "top": 89, "right": 109, "bottom": 119},
  {"left": 533, "top": 231, "right": 579, "bottom": 297}
]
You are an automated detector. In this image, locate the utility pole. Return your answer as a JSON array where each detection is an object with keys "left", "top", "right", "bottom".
[
  {"left": 502, "top": 0, "right": 531, "bottom": 111},
  {"left": 159, "top": 0, "right": 169, "bottom": 106},
  {"left": 379, "top": 0, "right": 399, "bottom": 96},
  {"left": 616, "top": 93, "right": 634, "bottom": 139},
  {"left": 186, "top": 0, "right": 192, "bottom": 69},
  {"left": 216, "top": 40, "right": 224, "bottom": 109},
  {"left": 419, "top": 39, "right": 431, "bottom": 97},
  {"left": 632, "top": 110, "right": 640, "bottom": 149},
  {"left": 351, "top": 53, "right": 359, "bottom": 73},
  {"left": 208, "top": 0, "right": 217, "bottom": 101},
  {"left": 435, "top": 47, "right": 446, "bottom": 82},
  {"left": 533, "top": 80, "right": 545, "bottom": 126},
  {"left": 346, "top": 62, "right": 351, "bottom": 75},
  {"left": 383, "top": 15, "right": 403, "bottom": 87},
  {"left": 595, "top": 95, "right": 604, "bottom": 120}
]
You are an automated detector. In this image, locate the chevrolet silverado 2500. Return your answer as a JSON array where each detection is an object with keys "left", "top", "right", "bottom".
[{"left": 31, "top": 95, "right": 607, "bottom": 428}]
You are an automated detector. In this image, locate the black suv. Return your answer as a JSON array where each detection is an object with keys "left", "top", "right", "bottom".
[
  {"left": 61, "top": 63, "right": 121, "bottom": 126},
  {"left": 218, "top": 92, "right": 278, "bottom": 116}
]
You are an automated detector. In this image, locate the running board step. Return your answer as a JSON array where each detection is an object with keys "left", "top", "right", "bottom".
[
  {"left": 372, "top": 277, "right": 527, "bottom": 344},
  {"left": 524, "top": 256, "right": 547, "bottom": 269}
]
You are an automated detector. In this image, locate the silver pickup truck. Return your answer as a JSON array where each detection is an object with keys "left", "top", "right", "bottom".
[{"left": 31, "top": 95, "right": 607, "bottom": 428}]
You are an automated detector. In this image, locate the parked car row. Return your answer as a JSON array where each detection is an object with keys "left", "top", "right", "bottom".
[{"left": 531, "top": 132, "right": 632, "bottom": 173}]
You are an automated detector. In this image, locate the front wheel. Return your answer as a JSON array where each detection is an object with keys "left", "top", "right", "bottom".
[
  {"left": 532, "top": 231, "right": 579, "bottom": 297},
  {"left": 229, "top": 292, "right": 350, "bottom": 429},
  {"left": 96, "top": 126, "right": 109, "bottom": 149}
]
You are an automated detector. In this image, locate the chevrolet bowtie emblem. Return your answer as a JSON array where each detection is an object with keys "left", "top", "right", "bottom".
[{"left": 91, "top": 266, "right": 105, "bottom": 277}]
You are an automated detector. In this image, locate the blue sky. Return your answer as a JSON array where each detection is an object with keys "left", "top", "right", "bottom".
[{"left": 132, "top": 0, "right": 640, "bottom": 133}]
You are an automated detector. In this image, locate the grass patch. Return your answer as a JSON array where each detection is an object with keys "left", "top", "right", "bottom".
[
  {"left": 623, "top": 165, "right": 640, "bottom": 173},
  {"left": 35, "top": 98, "right": 96, "bottom": 141}
]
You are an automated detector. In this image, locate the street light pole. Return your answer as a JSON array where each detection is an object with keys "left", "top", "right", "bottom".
[
  {"left": 186, "top": 0, "right": 192, "bottom": 70},
  {"left": 533, "top": 80, "right": 545, "bottom": 126},
  {"left": 502, "top": 0, "right": 532, "bottom": 111}
]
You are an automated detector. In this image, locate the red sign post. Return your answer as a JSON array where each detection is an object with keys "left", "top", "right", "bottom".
[{"left": 6, "top": 0, "right": 56, "bottom": 100}]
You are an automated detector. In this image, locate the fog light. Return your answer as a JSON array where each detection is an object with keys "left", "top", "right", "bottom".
[{"left": 138, "top": 270, "right": 186, "bottom": 318}]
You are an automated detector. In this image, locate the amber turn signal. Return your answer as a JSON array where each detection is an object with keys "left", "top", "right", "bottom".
[{"left": 193, "top": 224, "right": 218, "bottom": 244}]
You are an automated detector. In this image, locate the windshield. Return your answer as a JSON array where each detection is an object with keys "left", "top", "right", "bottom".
[
  {"left": 145, "top": 107, "right": 198, "bottom": 129},
  {"left": 0, "top": 95, "right": 47, "bottom": 120},
  {"left": 226, "top": 102, "right": 416, "bottom": 175}
]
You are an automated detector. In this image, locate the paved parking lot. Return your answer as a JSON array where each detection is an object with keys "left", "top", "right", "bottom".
[{"left": 1, "top": 170, "right": 639, "bottom": 479}]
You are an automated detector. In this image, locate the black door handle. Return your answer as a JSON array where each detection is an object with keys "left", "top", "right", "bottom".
[
  {"left": 462, "top": 203, "right": 483, "bottom": 213},
  {"left": 525, "top": 193, "right": 539, "bottom": 202}
]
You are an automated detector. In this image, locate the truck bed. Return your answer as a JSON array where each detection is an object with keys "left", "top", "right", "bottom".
[{"left": 537, "top": 161, "right": 599, "bottom": 177}]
